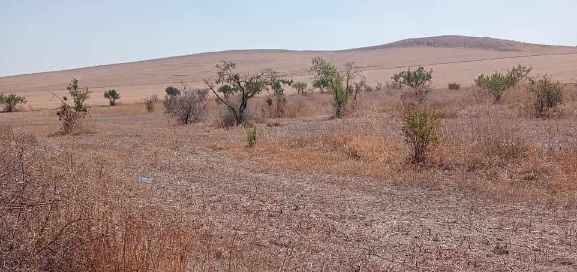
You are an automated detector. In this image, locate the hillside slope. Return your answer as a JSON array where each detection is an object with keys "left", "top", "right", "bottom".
[
  {"left": 1, "top": 36, "right": 576, "bottom": 108},
  {"left": 356, "top": 35, "right": 562, "bottom": 51}
]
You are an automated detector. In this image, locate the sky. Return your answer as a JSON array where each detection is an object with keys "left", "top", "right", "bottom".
[{"left": 1, "top": 0, "right": 576, "bottom": 77}]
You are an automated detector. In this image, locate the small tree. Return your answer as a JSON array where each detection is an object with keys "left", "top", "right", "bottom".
[
  {"left": 246, "top": 127, "right": 258, "bottom": 147},
  {"left": 448, "top": 83, "right": 461, "bottom": 90},
  {"left": 475, "top": 65, "right": 532, "bottom": 103},
  {"left": 170, "top": 89, "right": 208, "bottom": 125},
  {"left": 313, "top": 79, "right": 328, "bottom": 93},
  {"left": 163, "top": 86, "right": 181, "bottom": 113},
  {"left": 352, "top": 78, "right": 367, "bottom": 100},
  {"left": 392, "top": 67, "right": 433, "bottom": 104},
  {"left": 309, "top": 57, "right": 361, "bottom": 118},
  {"left": 165, "top": 86, "right": 181, "bottom": 97},
  {"left": 402, "top": 107, "right": 439, "bottom": 164},
  {"left": 0, "top": 93, "right": 27, "bottom": 112},
  {"left": 528, "top": 75, "right": 564, "bottom": 118},
  {"left": 103, "top": 89, "right": 120, "bottom": 106},
  {"left": 55, "top": 79, "right": 90, "bottom": 134},
  {"left": 292, "top": 81, "right": 308, "bottom": 95},
  {"left": 204, "top": 61, "right": 291, "bottom": 125},
  {"left": 144, "top": 95, "right": 159, "bottom": 113},
  {"left": 269, "top": 80, "right": 288, "bottom": 118}
]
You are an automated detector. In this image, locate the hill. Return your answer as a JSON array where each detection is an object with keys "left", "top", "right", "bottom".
[
  {"left": 356, "top": 35, "right": 561, "bottom": 52},
  {"left": 1, "top": 35, "right": 576, "bottom": 108}
]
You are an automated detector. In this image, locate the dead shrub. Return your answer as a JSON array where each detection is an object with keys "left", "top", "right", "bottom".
[
  {"left": 144, "top": 95, "right": 159, "bottom": 113},
  {"left": 448, "top": 82, "right": 461, "bottom": 90},
  {"left": 215, "top": 98, "right": 264, "bottom": 128},
  {"left": 0, "top": 127, "right": 196, "bottom": 271},
  {"left": 216, "top": 106, "right": 238, "bottom": 128},
  {"left": 170, "top": 89, "right": 208, "bottom": 125}
]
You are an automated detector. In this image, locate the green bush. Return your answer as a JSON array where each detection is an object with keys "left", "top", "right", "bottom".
[
  {"left": 475, "top": 65, "right": 531, "bottom": 103},
  {"left": 448, "top": 83, "right": 461, "bottom": 90},
  {"left": 0, "top": 93, "right": 27, "bottom": 112},
  {"left": 246, "top": 127, "right": 258, "bottom": 147},
  {"left": 103, "top": 89, "right": 120, "bottom": 106},
  {"left": 402, "top": 107, "right": 439, "bottom": 164},
  {"left": 528, "top": 76, "right": 564, "bottom": 118},
  {"left": 165, "top": 86, "right": 181, "bottom": 97},
  {"left": 56, "top": 79, "right": 90, "bottom": 134},
  {"left": 266, "top": 97, "right": 273, "bottom": 107},
  {"left": 392, "top": 67, "right": 433, "bottom": 104}
]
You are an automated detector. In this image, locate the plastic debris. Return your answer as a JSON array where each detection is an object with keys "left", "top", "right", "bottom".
[{"left": 138, "top": 176, "right": 153, "bottom": 183}]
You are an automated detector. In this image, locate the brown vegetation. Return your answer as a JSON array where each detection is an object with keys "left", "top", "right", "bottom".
[{"left": 1, "top": 61, "right": 577, "bottom": 270}]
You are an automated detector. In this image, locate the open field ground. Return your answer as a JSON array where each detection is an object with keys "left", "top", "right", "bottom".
[
  {"left": 2, "top": 83, "right": 577, "bottom": 271},
  {"left": 2, "top": 37, "right": 577, "bottom": 271}
]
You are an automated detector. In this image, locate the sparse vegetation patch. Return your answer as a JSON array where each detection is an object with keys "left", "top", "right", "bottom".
[
  {"left": 55, "top": 79, "right": 90, "bottom": 134},
  {"left": 475, "top": 65, "right": 532, "bottom": 103},
  {"left": 103, "top": 89, "right": 121, "bottom": 106},
  {"left": 0, "top": 93, "right": 27, "bottom": 112}
]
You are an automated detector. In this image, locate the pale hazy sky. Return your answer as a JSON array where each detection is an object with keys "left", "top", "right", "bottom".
[{"left": 1, "top": 0, "right": 576, "bottom": 76}]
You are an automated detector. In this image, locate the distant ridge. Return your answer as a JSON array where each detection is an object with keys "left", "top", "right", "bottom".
[{"left": 354, "top": 35, "right": 560, "bottom": 52}]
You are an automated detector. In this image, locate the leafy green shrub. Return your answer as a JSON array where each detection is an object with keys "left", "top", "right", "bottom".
[
  {"left": 103, "top": 89, "right": 120, "bottom": 106},
  {"left": 165, "top": 86, "right": 181, "bottom": 97},
  {"left": 246, "top": 127, "right": 258, "bottom": 147},
  {"left": 144, "top": 95, "right": 158, "bottom": 112},
  {"left": 392, "top": 67, "right": 433, "bottom": 105},
  {"left": 402, "top": 107, "right": 439, "bottom": 164},
  {"left": 266, "top": 97, "right": 273, "bottom": 107},
  {"left": 528, "top": 76, "right": 564, "bottom": 118},
  {"left": 56, "top": 79, "right": 90, "bottom": 134},
  {"left": 0, "top": 93, "right": 27, "bottom": 112},
  {"left": 163, "top": 86, "right": 182, "bottom": 112},
  {"left": 448, "top": 83, "right": 461, "bottom": 90},
  {"left": 475, "top": 65, "right": 531, "bottom": 103},
  {"left": 309, "top": 58, "right": 361, "bottom": 118},
  {"left": 216, "top": 85, "right": 233, "bottom": 100}
]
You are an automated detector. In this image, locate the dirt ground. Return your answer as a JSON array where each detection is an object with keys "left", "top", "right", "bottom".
[{"left": 2, "top": 97, "right": 576, "bottom": 271}]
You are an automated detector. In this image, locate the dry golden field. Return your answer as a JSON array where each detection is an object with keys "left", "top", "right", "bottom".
[
  {"left": 1, "top": 36, "right": 577, "bottom": 108},
  {"left": 2, "top": 37, "right": 577, "bottom": 271}
]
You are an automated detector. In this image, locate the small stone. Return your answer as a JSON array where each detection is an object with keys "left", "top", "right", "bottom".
[
  {"left": 492, "top": 244, "right": 509, "bottom": 255},
  {"left": 138, "top": 176, "right": 153, "bottom": 183}
]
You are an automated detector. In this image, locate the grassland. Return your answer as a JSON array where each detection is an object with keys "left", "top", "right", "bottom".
[
  {"left": 2, "top": 36, "right": 577, "bottom": 271},
  {"left": 2, "top": 81, "right": 577, "bottom": 271}
]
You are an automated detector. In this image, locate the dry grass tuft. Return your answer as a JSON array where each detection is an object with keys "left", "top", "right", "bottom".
[{"left": 0, "top": 125, "right": 235, "bottom": 271}]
